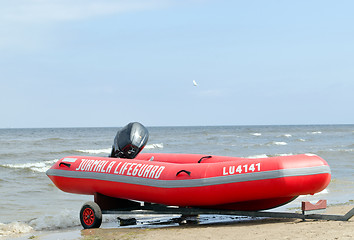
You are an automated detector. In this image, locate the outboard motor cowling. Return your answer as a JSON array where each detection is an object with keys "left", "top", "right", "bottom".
[{"left": 110, "top": 122, "right": 149, "bottom": 159}]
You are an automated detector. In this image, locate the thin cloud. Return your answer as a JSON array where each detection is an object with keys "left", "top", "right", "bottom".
[
  {"left": 0, "top": 0, "right": 175, "bottom": 22},
  {"left": 0, "top": 0, "right": 179, "bottom": 50}
]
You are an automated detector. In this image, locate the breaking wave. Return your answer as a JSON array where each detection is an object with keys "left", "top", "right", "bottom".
[
  {"left": 316, "top": 189, "right": 329, "bottom": 195},
  {"left": 77, "top": 148, "right": 112, "bottom": 154},
  {"left": 144, "top": 143, "right": 164, "bottom": 149},
  {"left": 267, "top": 141, "right": 288, "bottom": 146},
  {"left": 76, "top": 143, "right": 164, "bottom": 155},
  {"left": 308, "top": 131, "right": 322, "bottom": 134},
  {"left": 250, "top": 133, "right": 262, "bottom": 136},
  {"left": 0, "top": 159, "right": 58, "bottom": 173},
  {"left": 27, "top": 210, "right": 117, "bottom": 231},
  {"left": 247, "top": 154, "right": 269, "bottom": 159},
  {"left": 298, "top": 188, "right": 329, "bottom": 199},
  {"left": 274, "top": 153, "right": 294, "bottom": 156},
  {"left": 247, "top": 153, "right": 294, "bottom": 158},
  {"left": 0, "top": 221, "right": 33, "bottom": 237},
  {"left": 27, "top": 210, "right": 80, "bottom": 231},
  {"left": 0, "top": 210, "right": 118, "bottom": 238}
]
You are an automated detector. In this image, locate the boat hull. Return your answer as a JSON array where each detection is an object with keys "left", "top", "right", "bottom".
[{"left": 46, "top": 153, "right": 331, "bottom": 210}]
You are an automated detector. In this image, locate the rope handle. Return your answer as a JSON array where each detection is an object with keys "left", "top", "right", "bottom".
[
  {"left": 59, "top": 162, "right": 71, "bottom": 168},
  {"left": 176, "top": 170, "right": 191, "bottom": 176},
  {"left": 198, "top": 155, "right": 212, "bottom": 163}
]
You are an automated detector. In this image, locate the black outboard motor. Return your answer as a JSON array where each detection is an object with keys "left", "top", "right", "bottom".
[{"left": 110, "top": 122, "right": 149, "bottom": 159}]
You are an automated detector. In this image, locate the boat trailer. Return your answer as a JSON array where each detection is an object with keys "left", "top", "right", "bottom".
[{"left": 79, "top": 195, "right": 354, "bottom": 229}]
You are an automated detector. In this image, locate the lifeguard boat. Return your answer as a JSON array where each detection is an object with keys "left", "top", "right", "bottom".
[{"left": 46, "top": 122, "right": 331, "bottom": 228}]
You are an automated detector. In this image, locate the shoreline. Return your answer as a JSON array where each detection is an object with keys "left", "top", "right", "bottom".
[
  {"left": 82, "top": 204, "right": 354, "bottom": 240},
  {"left": 10, "top": 204, "right": 352, "bottom": 240}
]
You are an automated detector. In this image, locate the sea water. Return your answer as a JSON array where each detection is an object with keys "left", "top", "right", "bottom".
[{"left": 0, "top": 125, "right": 353, "bottom": 236}]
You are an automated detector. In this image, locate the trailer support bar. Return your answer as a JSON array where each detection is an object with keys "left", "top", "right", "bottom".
[{"left": 102, "top": 205, "right": 354, "bottom": 222}]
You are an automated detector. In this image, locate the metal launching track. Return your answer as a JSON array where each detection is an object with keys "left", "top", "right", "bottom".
[{"left": 102, "top": 204, "right": 354, "bottom": 222}]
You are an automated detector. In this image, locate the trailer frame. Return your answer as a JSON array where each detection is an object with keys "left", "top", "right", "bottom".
[{"left": 101, "top": 202, "right": 354, "bottom": 222}]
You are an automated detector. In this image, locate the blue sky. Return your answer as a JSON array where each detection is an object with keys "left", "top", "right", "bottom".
[{"left": 1, "top": 0, "right": 353, "bottom": 128}]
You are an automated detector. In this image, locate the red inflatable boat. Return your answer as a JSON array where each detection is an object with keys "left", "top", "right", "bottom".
[
  {"left": 47, "top": 153, "right": 330, "bottom": 210},
  {"left": 46, "top": 123, "right": 331, "bottom": 228}
]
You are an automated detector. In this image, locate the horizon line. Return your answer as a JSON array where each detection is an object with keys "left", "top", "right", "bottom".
[{"left": 1, "top": 123, "right": 353, "bottom": 130}]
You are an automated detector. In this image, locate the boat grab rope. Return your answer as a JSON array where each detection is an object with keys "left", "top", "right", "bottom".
[
  {"left": 198, "top": 156, "right": 212, "bottom": 163},
  {"left": 176, "top": 170, "right": 191, "bottom": 176},
  {"left": 59, "top": 162, "right": 71, "bottom": 168}
]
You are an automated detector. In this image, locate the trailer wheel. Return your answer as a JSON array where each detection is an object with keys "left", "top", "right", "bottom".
[{"left": 80, "top": 201, "right": 102, "bottom": 229}]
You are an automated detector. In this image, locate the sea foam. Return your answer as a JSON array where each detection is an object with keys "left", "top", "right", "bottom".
[
  {"left": 27, "top": 210, "right": 118, "bottom": 231},
  {"left": 1, "top": 159, "right": 58, "bottom": 173},
  {"left": 298, "top": 188, "right": 329, "bottom": 199},
  {"left": 267, "top": 141, "right": 287, "bottom": 146},
  {"left": 308, "top": 131, "right": 322, "bottom": 134},
  {"left": 28, "top": 210, "right": 80, "bottom": 230},
  {"left": 77, "top": 143, "right": 164, "bottom": 155},
  {"left": 77, "top": 148, "right": 111, "bottom": 154},
  {"left": 0, "top": 221, "right": 33, "bottom": 237},
  {"left": 144, "top": 143, "right": 164, "bottom": 149},
  {"left": 247, "top": 154, "right": 269, "bottom": 159},
  {"left": 251, "top": 133, "right": 262, "bottom": 136},
  {"left": 274, "top": 153, "right": 294, "bottom": 156}
]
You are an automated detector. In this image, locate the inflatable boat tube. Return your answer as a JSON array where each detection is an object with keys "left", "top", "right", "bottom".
[{"left": 46, "top": 153, "right": 331, "bottom": 211}]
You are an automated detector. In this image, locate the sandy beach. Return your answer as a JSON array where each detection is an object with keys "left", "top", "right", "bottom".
[
  {"left": 79, "top": 205, "right": 354, "bottom": 240},
  {"left": 6, "top": 204, "right": 353, "bottom": 240}
]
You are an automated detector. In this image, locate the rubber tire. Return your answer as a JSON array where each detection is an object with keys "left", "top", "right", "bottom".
[{"left": 80, "top": 201, "right": 102, "bottom": 229}]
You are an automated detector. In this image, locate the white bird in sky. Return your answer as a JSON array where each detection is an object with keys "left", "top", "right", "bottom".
[{"left": 193, "top": 80, "right": 198, "bottom": 86}]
